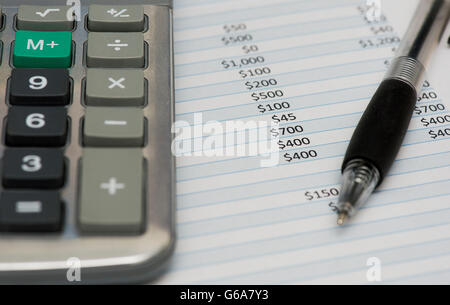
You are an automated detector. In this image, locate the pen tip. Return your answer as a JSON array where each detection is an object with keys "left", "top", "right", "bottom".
[{"left": 337, "top": 212, "right": 347, "bottom": 226}]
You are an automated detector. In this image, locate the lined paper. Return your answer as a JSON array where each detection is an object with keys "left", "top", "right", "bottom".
[{"left": 159, "top": 0, "right": 450, "bottom": 284}]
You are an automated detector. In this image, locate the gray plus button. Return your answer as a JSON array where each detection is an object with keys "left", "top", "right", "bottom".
[
  {"left": 100, "top": 177, "right": 125, "bottom": 195},
  {"left": 79, "top": 148, "right": 144, "bottom": 234}
]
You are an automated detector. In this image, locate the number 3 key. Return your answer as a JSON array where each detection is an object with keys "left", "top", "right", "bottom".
[{"left": 2, "top": 148, "right": 65, "bottom": 189}]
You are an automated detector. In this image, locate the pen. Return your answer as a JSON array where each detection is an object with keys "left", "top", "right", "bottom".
[{"left": 336, "top": 0, "right": 450, "bottom": 225}]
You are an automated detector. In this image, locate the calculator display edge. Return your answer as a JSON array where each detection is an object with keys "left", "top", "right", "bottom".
[{"left": 2, "top": 0, "right": 173, "bottom": 8}]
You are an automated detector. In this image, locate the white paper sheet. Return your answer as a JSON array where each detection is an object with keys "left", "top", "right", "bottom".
[{"left": 159, "top": 0, "right": 450, "bottom": 284}]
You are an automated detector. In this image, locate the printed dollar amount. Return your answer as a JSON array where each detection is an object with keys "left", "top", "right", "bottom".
[
  {"left": 271, "top": 124, "right": 304, "bottom": 137},
  {"left": 245, "top": 79, "right": 278, "bottom": 90},
  {"left": 272, "top": 113, "right": 297, "bottom": 123},
  {"left": 252, "top": 90, "right": 284, "bottom": 102},
  {"left": 278, "top": 138, "right": 311, "bottom": 150},
  {"left": 414, "top": 103, "right": 445, "bottom": 115},
  {"left": 283, "top": 150, "right": 318, "bottom": 162},
  {"left": 304, "top": 188, "right": 340, "bottom": 201},
  {"left": 239, "top": 67, "right": 271, "bottom": 78},
  {"left": 359, "top": 36, "right": 400, "bottom": 49},
  {"left": 223, "top": 23, "right": 247, "bottom": 33},
  {"left": 222, "top": 34, "right": 253, "bottom": 45},
  {"left": 221, "top": 56, "right": 265, "bottom": 69},
  {"left": 421, "top": 115, "right": 450, "bottom": 127},
  {"left": 429, "top": 128, "right": 450, "bottom": 139},
  {"left": 417, "top": 91, "right": 438, "bottom": 102},
  {"left": 258, "top": 102, "right": 290, "bottom": 113}
]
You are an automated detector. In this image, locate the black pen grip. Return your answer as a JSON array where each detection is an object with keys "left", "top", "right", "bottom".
[{"left": 342, "top": 79, "right": 417, "bottom": 185}]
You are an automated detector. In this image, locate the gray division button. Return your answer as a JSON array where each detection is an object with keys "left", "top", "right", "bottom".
[
  {"left": 17, "top": 6, "right": 75, "bottom": 31},
  {"left": 88, "top": 5, "right": 145, "bottom": 32},
  {"left": 79, "top": 148, "right": 144, "bottom": 234},
  {"left": 87, "top": 32, "right": 145, "bottom": 68},
  {"left": 85, "top": 69, "right": 145, "bottom": 106}
]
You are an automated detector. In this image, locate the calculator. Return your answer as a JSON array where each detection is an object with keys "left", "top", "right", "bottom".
[{"left": 0, "top": 0, "right": 175, "bottom": 284}]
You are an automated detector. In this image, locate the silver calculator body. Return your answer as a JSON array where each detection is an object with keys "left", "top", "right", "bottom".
[{"left": 0, "top": 0, "right": 175, "bottom": 284}]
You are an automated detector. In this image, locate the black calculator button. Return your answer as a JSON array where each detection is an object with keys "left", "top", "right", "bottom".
[
  {"left": 6, "top": 107, "right": 68, "bottom": 147},
  {"left": 2, "top": 148, "right": 65, "bottom": 189},
  {"left": 0, "top": 191, "right": 62, "bottom": 232},
  {"left": 9, "top": 68, "right": 70, "bottom": 106}
]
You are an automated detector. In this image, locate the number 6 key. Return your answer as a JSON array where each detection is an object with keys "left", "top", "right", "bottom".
[{"left": 5, "top": 107, "right": 68, "bottom": 147}]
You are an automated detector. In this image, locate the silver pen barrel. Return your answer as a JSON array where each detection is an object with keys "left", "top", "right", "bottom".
[{"left": 386, "top": 0, "right": 450, "bottom": 92}]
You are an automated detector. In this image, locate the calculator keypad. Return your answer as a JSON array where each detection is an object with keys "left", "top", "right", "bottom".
[
  {"left": 0, "top": 3, "right": 174, "bottom": 282},
  {"left": 2, "top": 5, "right": 151, "bottom": 235},
  {"left": 2, "top": 5, "right": 151, "bottom": 234}
]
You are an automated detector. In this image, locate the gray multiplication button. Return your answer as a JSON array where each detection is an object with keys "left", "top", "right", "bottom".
[
  {"left": 17, "top": 5, "right": 74, "bottom": 31},
  {"left": 79, "top": 148, "right": 144, "bottom": 234},
  {"left": 87, "top": 32, "right": 145, "bottom": 68},
  {"left": 85, "top": 69, "right": 145, "bottom": 106},
  {"left": 88, "top": 5, "right": 145, "bottom": 32},
  {"left": 83, "top": 107, "right": 144, "bottom": 147}
]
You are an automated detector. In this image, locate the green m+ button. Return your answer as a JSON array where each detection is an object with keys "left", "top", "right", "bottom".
[{"left": 14, "top": 31, "right": 72, "bottom": 68}]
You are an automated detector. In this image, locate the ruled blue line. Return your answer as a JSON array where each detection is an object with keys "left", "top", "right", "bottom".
[
  {"left": 174, "top": 16, "right": 380, "bottom": 55},
  {"left": 175, "top": 34, "right": 393, "bottom": 79},
  {"left": 176, "top": 83, "right": 377, "bottom": 116},
  {"left": 174, "top": 18, "right": 372, "bottom": 57},
  {"left": 279, "top": 242, "right": 450, "bottom": 284},
  {"left": 173, "top": 99, "right": 443, "bottom": 147},
  {"left": 173, "top": 113, "right": 437, "bottom": 167},
  {"left": 177, "top": 210, "right": 450, "bottom": 274},
  {"left": 173, "top": 0, "right": 362, "bottom": 32},
  {"left": 203, "top": 239, "right": 450, "bottom": 284},
  {"left": 177, "top": 153, "right": 450, "bottom": 225},
  {"left": 176, "top": 127, "right": 450, "bottom": 183},
  {"left": 174, "top": 122, "right": 450, "bottom": 187},
  {"left": 174, "top": 12, "right": 364, "bottom": 45},
  {"left": 175, "top": 57, "right": 388, "bottom": 99},
  {"left": 173, "top": 204, "right": 450, "bottom": 274},
  {"left": 176, "top": 149, "right": 450, "bottom": 211},
  {"left": 387, "top": 265, "right": 450, "bottom": 284},
  {"left": 177, "top": 163, "right": 450, "bottom": 227},
  {"left": 176, "top": 69, "right": 385, "bottom": 104}
]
